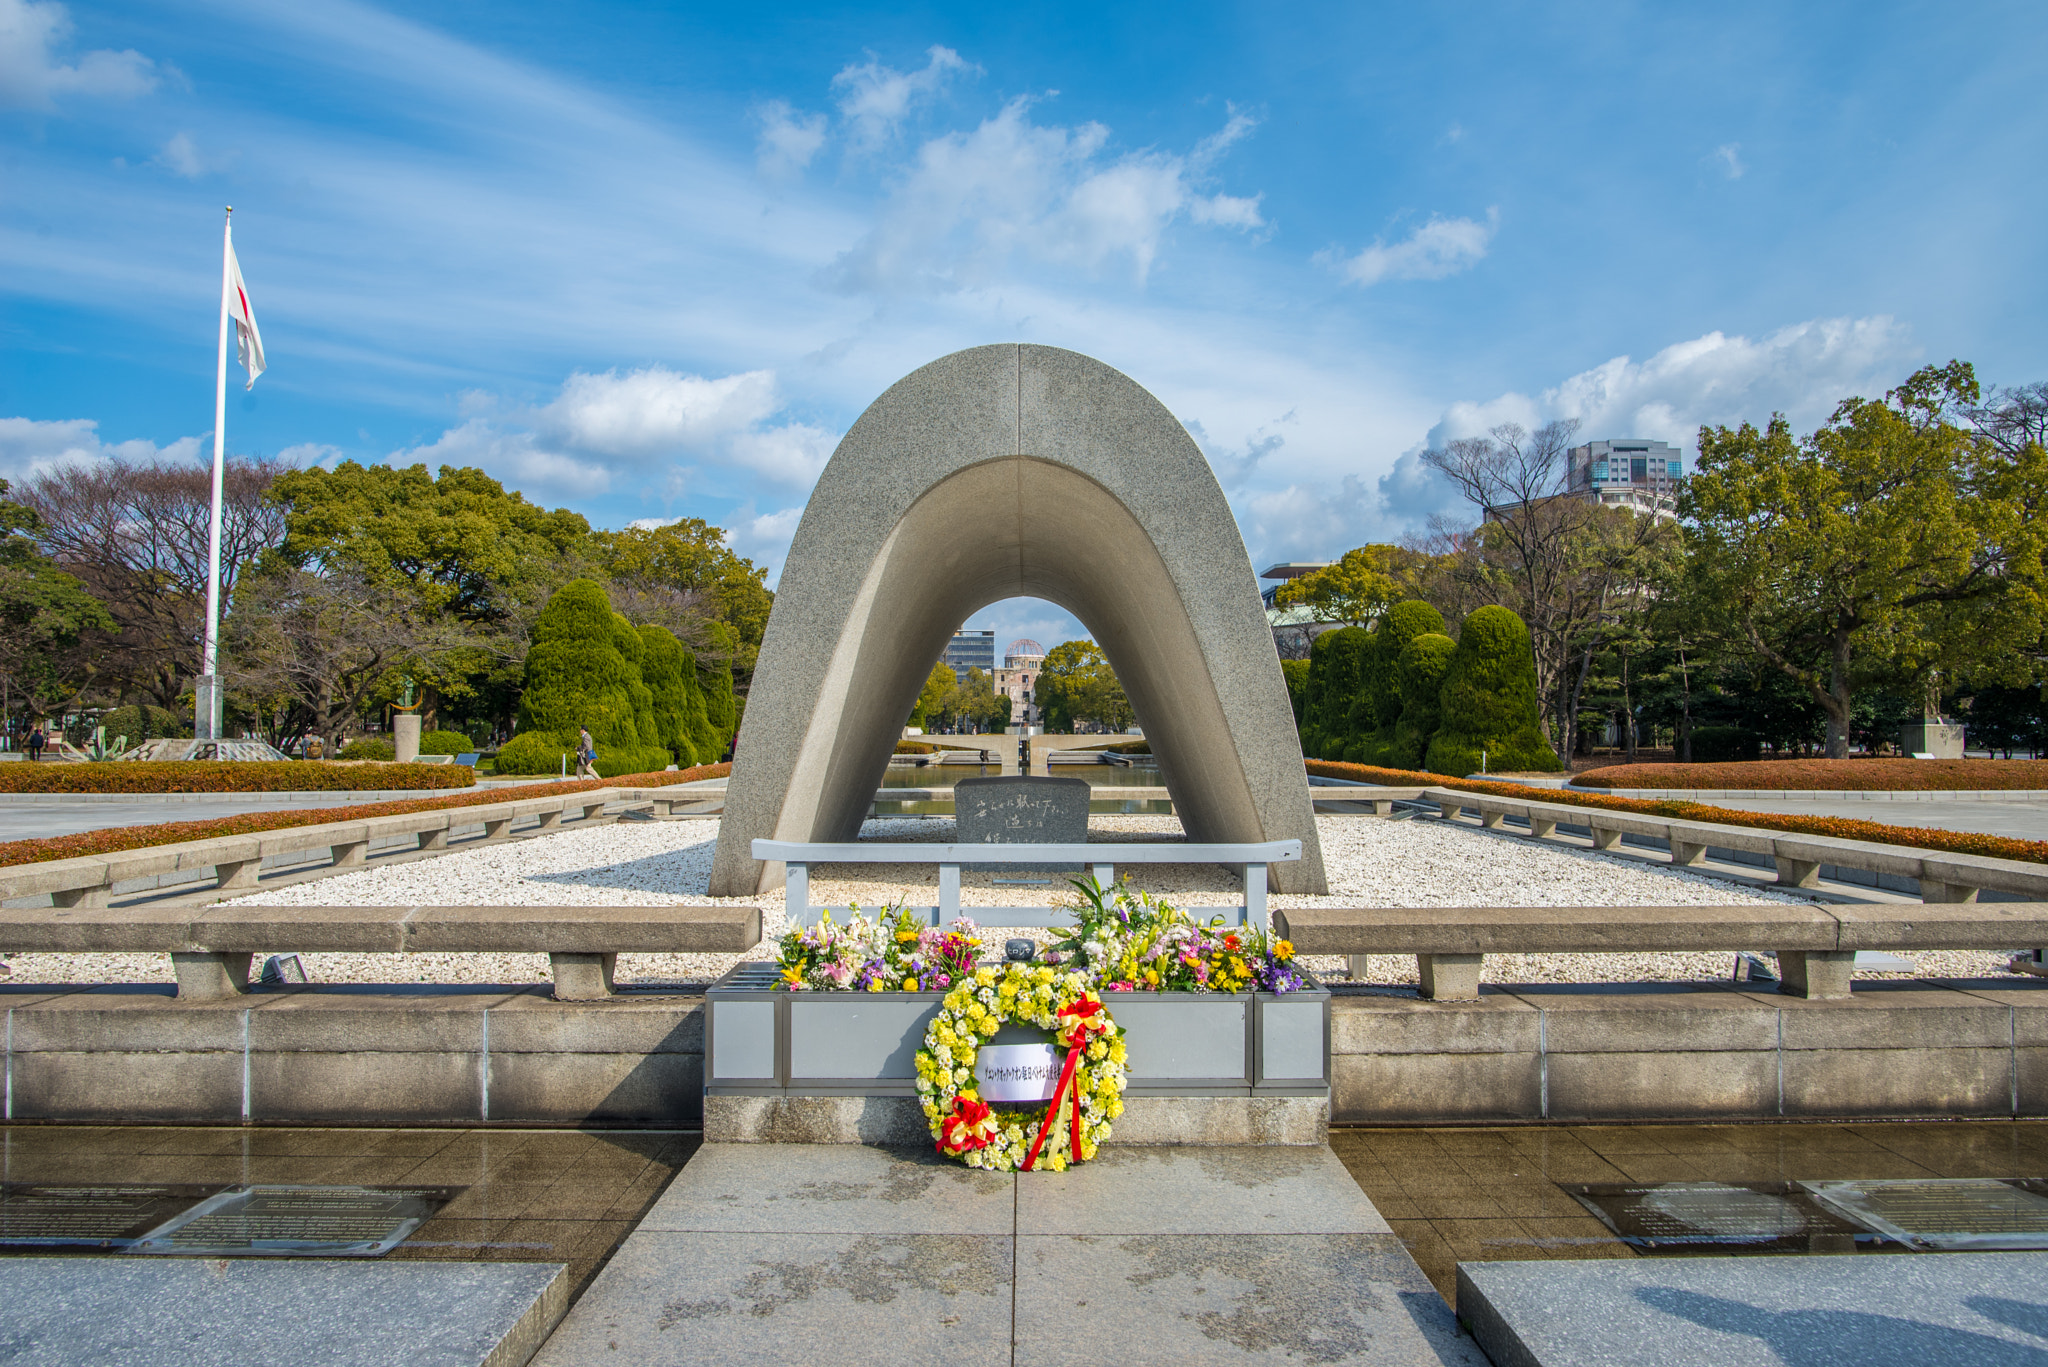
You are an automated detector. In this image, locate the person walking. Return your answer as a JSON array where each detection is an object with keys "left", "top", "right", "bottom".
[
  {"left": 27, "top": 726, "right": 46, "bottom": 762},
  {"left": 576, "top": 725, "right": 597, "bottom": 779}
]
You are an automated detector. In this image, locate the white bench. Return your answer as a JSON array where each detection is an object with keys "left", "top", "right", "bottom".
[{"left": 751, "top": 838, "right": 1303, "bottom": 929}]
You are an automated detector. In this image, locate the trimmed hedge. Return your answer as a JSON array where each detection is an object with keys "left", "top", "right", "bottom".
[
  {"left": 895, "top": 739, "right": 941, "bottom": 754},
  {"left": 0, "top": 762, "right": 476, "bottom": 795},
  {"left": 338, "top": 739, "right": 395, "bottom": 761},
  {"left": 1307, "top": 759, "right": 2048, "bottom": 866},
  {"left": 501, "top": 580, "right": 671, "bottom": 776},
  {"left": 1356, "top": 600, "right": 1447, "bottom": 766},
  {"left": 1388, "top": 632, "right": 1457, "bottom": 771},
  {"left": 1427, "top": 606, "right": 1562, "bottom": 775},
  {"left": 1577, "top": 757, "right": 2048, "bottom": 792},
  {"left": 0, "top": 763, "right": 731, "bottom": 869},
  {"left": 417, "top": 729, "right": 473, "bottom": 756}
]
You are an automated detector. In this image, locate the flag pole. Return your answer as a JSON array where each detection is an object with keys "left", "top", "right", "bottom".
[{"left": 198, "top": 206, "right": 232, "bottom": 742}]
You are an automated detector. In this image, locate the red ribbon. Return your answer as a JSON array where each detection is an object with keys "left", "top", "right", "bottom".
[{"left": 1022, "top": 996, "right": 1110, "bottom": 1172}]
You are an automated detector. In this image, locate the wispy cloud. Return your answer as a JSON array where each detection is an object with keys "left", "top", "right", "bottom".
[
  {"left": 831, "top": 45, "right": 976, "bottom": 151},
  {"left": 1711, "top": 142, "right": 1745, "bottom": 179},
  {"left": 388, "top": 365, "right": 840, "bottom": 500},
  {"left": 0, "top": 416, "right": 202, "bottom": 483},
  {"left": 1414, "top": 314, "right": 1917, "bottom": 481},
  {"left": 822, "top": 101, "right": 1265, "bottom": 294},
  {"left": 0, "top": 0, "right": 160, "bottom": 110},
  {"left": 756, "top": 99, "right": 827, "bottom": 178},
  {"left": 1325, "top": 208, "right": 1499, "bottom": 287}
]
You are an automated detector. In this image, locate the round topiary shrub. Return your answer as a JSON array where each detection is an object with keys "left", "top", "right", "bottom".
[
  {"left": 637, "top": 623, "right": 698, "bottom": 768},
  {"left": 1301, "top": 626, "right": 1371, "bottom": 760},
  {"left": 1388, "top": 632, "right": 1457, "bottom": 770},
  {"left": 1425, "top": 606, "right": 1562, "bottom": 775},
  {"left": 338, "top": 737, "right": 396, "bottom": 761},
  {"left": 1358, "top": 600, "right": 1447, "bottom": 765},
  {"left": 417, "top": 729, "right": 473, "bottom": 755},
  {"left": 500, "top": 579, "right": 670, "bottom": 775}
]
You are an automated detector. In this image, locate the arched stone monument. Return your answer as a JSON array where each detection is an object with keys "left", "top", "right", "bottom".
[{"left": 709, "top": 343, "right": 1328, "bottom": 896}]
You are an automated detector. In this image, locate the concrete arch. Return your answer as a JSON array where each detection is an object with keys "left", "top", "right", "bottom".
[{"left": 709, "top": 344, "right": 1327, "bottom": 896}]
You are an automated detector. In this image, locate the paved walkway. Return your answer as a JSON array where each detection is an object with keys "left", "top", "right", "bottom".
[
  {"left": 1701, "top": 796, "right": 2048, "bottom": 842},
  {"left": 531, "top": 1143, "right": 1484, "bottom": 1366}
]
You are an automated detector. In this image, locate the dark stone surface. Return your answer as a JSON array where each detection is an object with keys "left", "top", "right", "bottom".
[
  {"left": 1457, "top": 1251, "right": 2048, "bottom": 1367},
  {"left": 0, "top": 1257, "right": 567, "bottom": 1366},
  {"left": 954, "top": 775, "right": 1091, "bottom": 847}
]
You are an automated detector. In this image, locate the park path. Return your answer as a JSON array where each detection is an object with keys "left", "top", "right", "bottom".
[{"left": 530, "top": 1142, "right": 1484, "bottom": 1366}]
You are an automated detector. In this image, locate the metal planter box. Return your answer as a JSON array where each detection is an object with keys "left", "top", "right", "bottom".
[{"left": 704, "top": 963, "right": 1329, "bottom": 1099}]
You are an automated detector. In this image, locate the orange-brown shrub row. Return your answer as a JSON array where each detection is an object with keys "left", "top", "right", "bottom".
[
  {"left": 1306, "top": 760, "right": 2048, "bottom": 866},
  {"left": 0, "top": 761, "right": 478, "bottom": 795},
  {"left": 1574, "top": 757, "right": 2048, "bottom": 792},
  {"left": 0, "top": 763, "right": 732, "bottom": 870}
]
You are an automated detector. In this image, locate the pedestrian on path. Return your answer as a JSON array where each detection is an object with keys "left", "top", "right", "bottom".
[
  {"left": 27, "top": 726, "right": 46, "bottom": 762},
  {"left": 576, "top": 725, "right": 597, "bottom": 779}
]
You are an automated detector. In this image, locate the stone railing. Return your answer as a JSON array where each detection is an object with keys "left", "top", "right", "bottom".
[
  {"left": 0, "top": 787, "right": 701, "bottom": 910},
  {"left": 1273, "top": 901, "right": 2048, "bottom": 1001},
  {"left": 1322, "top": 780, "right": 2048, "bottom": 904},
  {"left": 0, "top": 902, "right": 760, "bottom": 1002},
  {"left": 752, "top": 837, "right": 1302, "bottom": 929}
]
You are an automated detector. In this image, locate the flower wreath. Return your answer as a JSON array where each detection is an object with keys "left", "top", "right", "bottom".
[{"left": 917, "top": 962, "right": 1128, "bottom": 1172}]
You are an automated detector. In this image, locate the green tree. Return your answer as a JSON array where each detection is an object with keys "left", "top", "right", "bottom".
[
  {"left": 1354, "top": 599, "right": 1447, "bottom": 764},
  {"left": 1279, "top": 658, "right": 1309, "bottom": 726},
  {"left": 698, "top": 621, "right": 738, "bottom": 751},
  {"left": 1684, "top": 361, "right": 2047, "bottom": 756},
  {"left": 1427, "top": 606, "right": 1562, "bottom": 775},
  {"left": 1274, "top": 545, "right": 1436, "bottom": 626},
  {"left": 637, "top": 623, "right": 697, "bottom": 766},
  {"left": 1036, "top": 640, "right": 1131, "bottom": 733},
  {"left": 0, "top": 479, "right": 113, "bottom": 727},
  {"left": 1388, "top": 632, "right": 1457, "bottom": 770},
  {"left": 592, "top": 519, "right": 774, "bottom": 677},
  {"left": 910, "top": 662, "right": 956, "bottom": 731},
  {"left": 497, "top": 579, "right": 669, "bottom": 776},
  {"left": 1299, "top": 626, "right": 1370, "bottom": 759}
]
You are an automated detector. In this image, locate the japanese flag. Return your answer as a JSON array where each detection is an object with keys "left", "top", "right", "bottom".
[{"left": 226, "top": 241, "right": 266, "bottom": 389}]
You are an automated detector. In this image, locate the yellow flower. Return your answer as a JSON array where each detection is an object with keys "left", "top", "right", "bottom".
[{"left": 867, "top": 978, "right": 885, "bottom": 993}]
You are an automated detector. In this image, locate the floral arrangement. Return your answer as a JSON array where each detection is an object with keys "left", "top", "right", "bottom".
[
  {"left": 1050, "top": 878, "right": 1304, "bottom": 995},
  {"left": 774, "top": 903, "right": 981, "bottom": 992},
  {"left": 918, "top": 963, "right": 1127, "bottom": 1172}
]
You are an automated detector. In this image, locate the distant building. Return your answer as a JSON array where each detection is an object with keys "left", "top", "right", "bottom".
[
  {"left": 1260, "top": 563, "right": 1331, "bottom": 659},
  {"left": 994, "top": 639, "right": 1045, "bottom": 725},
  {"left": 1565, "top": 438, "right": 1683, "bottom": 518},
  {"left": 942, "top": 629, "right": 995, "bottom": 677}
]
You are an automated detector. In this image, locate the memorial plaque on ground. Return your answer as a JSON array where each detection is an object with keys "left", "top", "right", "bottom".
[
  {"left": 1568, "top": 1182, "right": 1896, "bottom": 1255},
  {"left": 0, "top": 1185, "right": 226, "bottom": 1250},
  {"left": 129, "top": 1186, "right": 457, "bottom": 1257},
  {"left": 1802, "top": 1177, "right": 2048, "bottom": 1250},
  {"left": 954, "top": 775, "right": 1090, "bottom": 872}
]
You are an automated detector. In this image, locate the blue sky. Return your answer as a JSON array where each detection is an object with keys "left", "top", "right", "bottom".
[{"left": 4, "top": 0, "right": 2045, "bottom": 655}]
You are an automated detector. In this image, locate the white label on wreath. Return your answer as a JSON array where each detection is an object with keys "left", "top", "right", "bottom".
[{"left": 975, "top": 1044, "right": 1059, "bottom": 1103}]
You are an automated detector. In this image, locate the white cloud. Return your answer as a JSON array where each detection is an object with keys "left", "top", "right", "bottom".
[
  {"left": 391, "top": 419, "right": 616, "bottom": 498},
  {"left": 537, "top": 366, "right": 778, "bottom": 458},
  {"left": 0, "top": 416, "right": 201, "bottom": 484},
  {"left": 824, "top": 101, "right": 1265, "bottom": 293},
  {"left": 275, "top": 442, "right": 342, "bottom": 466},
  {"left": 0, "top": 0, "right": 158, "bottom": 110},
  {"left": 832, "top": 45, "right": 974, "bottom": 151},
  {"left": 1711, "top": 142, "right": 1745, "bottom": 179},
  {"left": 723, "top": 504, "right": 804, "bottom": 584},
  {"left": 756, "top": 99, "right": 826, "bottom": 178},
  {"left": 389, "top": 365, "right": 842, "bottom": 503},
  {"left": 1327, "top": 208, "right": 1499, "bottom": 287},
  {"left": 152, "top": 132, "right": 232, "bottom": 178},
  {"left": 1419, "top": 314, "right": 1919, "bottom": 459},
  {"left": 1236, "top": 477, "right": 1379, "bottom": 565}
]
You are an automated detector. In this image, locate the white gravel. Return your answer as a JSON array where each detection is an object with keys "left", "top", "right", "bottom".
[{"left": 0, "top": 814, "right": 2020, "bottom": 987}]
